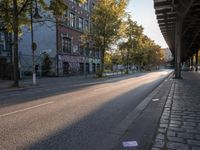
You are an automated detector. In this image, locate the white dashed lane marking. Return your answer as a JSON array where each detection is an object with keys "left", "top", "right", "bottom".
[{"left": 0, "top": 101, "right": 54, "bottom": 118}]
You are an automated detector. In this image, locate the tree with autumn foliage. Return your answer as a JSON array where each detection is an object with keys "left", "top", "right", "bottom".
[
  {"left": 118, "top": 14, "right": 143, "bottom": 73},
  {"left": 119, "top": 15, "right": 165, "bottom": 71},
  {"left": 89, "top": 0, "right": 128, "bottom": 77}
]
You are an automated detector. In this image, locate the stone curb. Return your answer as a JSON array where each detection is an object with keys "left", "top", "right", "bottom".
[{"left": 112, "top": 72, "right": 173, "bottom": 135}]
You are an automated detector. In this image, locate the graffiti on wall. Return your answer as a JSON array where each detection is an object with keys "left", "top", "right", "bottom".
[
  {"left": 60, "top": 54, "right": 85, "bottom": 75},
  {"left": 60, "top": 54, "right": 85, "bottom": 63}
]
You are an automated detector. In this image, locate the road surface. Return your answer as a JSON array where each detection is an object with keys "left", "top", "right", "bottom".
[{"left": 0, "top": 70, "right": 172, "bottom": 150}]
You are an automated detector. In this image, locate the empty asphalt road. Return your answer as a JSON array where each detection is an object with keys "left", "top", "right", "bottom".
[{"left": 0, "top": 70, "right": 172, "bottom": 150}]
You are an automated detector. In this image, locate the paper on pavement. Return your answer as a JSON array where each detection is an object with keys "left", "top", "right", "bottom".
[{"left": 122, "top": 141, "right": 138, "bottom": 147}]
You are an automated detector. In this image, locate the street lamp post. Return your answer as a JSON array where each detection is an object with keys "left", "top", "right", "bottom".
[
  {"left": 30, "top": 0, "right": 42, "bottom": 85},
  {"left": 56, "top": 18, "right": 59, "bottom": 77}
]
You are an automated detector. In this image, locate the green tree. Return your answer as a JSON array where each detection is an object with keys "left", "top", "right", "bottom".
[
  {"left": 133, "top": 35, "right": 166, "bottom": 70},
  {"left": 90, "top": 0, "right": 127, "bottom": 77},
  {"left": 112, "top": 50, "right": 123, "bottom": 66},
  {"left": 119, "top": 15, "right": 165, "bottom": 71},
  {"left": 140, "top": 35, "right": 164, "bottom": 69},
  {"left": 118, "top": 15, "right": 143, "bottom": 73}
]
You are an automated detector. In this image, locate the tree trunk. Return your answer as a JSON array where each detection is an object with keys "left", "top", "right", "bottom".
[
  {"left": 98, "top": 35, "right": 106, "bottom": 77},
  {"left": 126, "top": 49, "right": 130, "bottom": 74},
  {"left": 13, "top": 0, "right": 19, "bottom": 87},
  {"left": 100, "top": 48, "right": 105, "bottom": 77}
]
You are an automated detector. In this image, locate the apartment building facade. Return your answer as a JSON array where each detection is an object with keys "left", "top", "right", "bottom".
[
  {"left": 19, "top": 0, "right": 101, "bottom": 76},
  {"left": 57, "top": 0, "right": 101, "bottom": 75},
  {"left": 0, "top": 31, "right": 13, "bottom": 79}
]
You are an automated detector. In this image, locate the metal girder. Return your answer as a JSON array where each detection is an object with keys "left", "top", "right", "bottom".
[
  {"left": 177, "top": 0, "right": 195, "bottom": 19},
  {"left": 154, "top": 0, "right": 200, "bottom": 78},
  {"left": 177, "top": 0, "right": 188, "bottom": 10},
  {"left": 186, "top": 31, "right": 200, "bottom": 52},
  {"left": 156, "top": 14, "right": 176, "bottom": 19},
  {"left": 154, "top": 0, "right": 200, "bottom": 66}
]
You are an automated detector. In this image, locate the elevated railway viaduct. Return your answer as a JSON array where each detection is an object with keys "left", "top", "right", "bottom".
[{"left": 154, "top": 0, "right": 200, "bottom": 78}]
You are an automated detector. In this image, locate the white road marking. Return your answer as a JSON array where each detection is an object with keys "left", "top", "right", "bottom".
[
  {"left": 152, "top": 98, "right": 159, "bottom": 102},
  {"left": 0, "top": 71, "right": 171, "bottom": 118},
  {"left": 0, "top": 101, "right": 54, "bottom": 118}
]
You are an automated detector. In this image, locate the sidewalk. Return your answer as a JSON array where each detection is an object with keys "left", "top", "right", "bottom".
[
  {"left": 0, "top": 75, "right": 94, "bottom": 93},
  {"left": 112, "top": 71, "right": 200, "bottom": 150},
  {"left": 152, "top": 72, "right": 200, "bottom": 150},
  {"left": 113, "top": 70, "right": 174, "bottom": 150},
  {"left": 0, "top": 72, "right": 139, "bottom": 93}
]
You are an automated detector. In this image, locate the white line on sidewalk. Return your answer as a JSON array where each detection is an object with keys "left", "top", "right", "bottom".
[{"left": 0, "top": 101, "right": 54, "bottom": 118}]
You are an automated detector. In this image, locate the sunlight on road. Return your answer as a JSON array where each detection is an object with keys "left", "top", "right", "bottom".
[{"left": 0, "top": 70, "right": 172, "bottom": 150}]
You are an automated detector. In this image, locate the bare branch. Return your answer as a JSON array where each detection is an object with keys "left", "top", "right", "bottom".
[{"left": 17, "top": 0, "right": 30, "bottom": 17}]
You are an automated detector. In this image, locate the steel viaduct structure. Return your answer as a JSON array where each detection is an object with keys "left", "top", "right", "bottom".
[{"left": 154, "top": 0, "right": 200, "bottom": 78}]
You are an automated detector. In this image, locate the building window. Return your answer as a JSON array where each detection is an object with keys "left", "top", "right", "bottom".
[
  {"left": 84, "top": 20, "right": 89, "bottom": 31},
  {"left": 80, "top": 63, "right": 84, "bottom": 74},
  {"left": 63, "top": 37, "right": 71, "bottom": 53},
  {"left": 0, "top": 32, "right": 5, "bottom": 52},
  {"left": 85, "top": 43, "right": 89, "bottom": 56},
  {"left": 0, "top": 44, "right": 3, "bottom": 54},
  {"left": 78, "top": 17, "right": 83, "bottom": 31},
  {"left": 78, "top": 2, "right": 83, "bottom": 7},
  {"left": 96, "top": 49, "right": 100, "bottom": 58},
  {"left": 78, "top": 0, "right": 89, "bottom": 10},
  {"left": 69, "top": 13, "right": 76, "bottom": 28},
  {"left": 84, "top": 0, "right": 89, "bottom": 11},
  {"left": 92, "top": 63, "right": 96, "bottom": 73},
  {"left": 0, "top": 32, "right": 4, "bottom": 42}
]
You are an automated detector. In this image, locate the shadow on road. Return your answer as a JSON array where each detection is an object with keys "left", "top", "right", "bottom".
[
  {"left": 20, "top": 77, "right": 166, "bottom": 150},
  {"left": 0, "top": 73, "right": 149, "bottom": 107}
]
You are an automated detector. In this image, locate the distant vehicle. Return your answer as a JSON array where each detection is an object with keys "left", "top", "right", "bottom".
[{"left": 182, "top": 64, "right": 190, "bottom": 71}]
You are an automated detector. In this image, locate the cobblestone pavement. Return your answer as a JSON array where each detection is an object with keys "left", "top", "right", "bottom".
[{"left": 152, "top": 72, "right": 200, "bottom": 150}]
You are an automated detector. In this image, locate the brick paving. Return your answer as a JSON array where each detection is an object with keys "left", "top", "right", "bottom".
[{"left": 152, "top": 72, "right": 200, "bottom": 150}]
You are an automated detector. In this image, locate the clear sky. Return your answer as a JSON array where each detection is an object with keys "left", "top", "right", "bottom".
[{"left": 126, "top": 0, "right": 168, "bottom": 48}]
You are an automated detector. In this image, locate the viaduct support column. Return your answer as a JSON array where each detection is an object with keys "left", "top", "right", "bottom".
[
  {"left": 195, "top": 50, "right": 199, "bottom": 71},
  {"left": 189, "top": 58, "right": 191, "bottom": 67},
  {"left": 191, "top": 56, "right": 194, "bottom": 71},
  {"left": 175, "top": 16, "right": 183, "bottom": 78}
]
